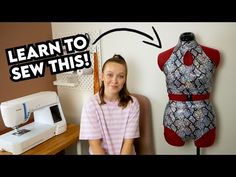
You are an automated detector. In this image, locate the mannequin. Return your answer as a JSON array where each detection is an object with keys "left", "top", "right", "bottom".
[
  {"left": 179, "top": 32, "right": 195, "bottom": 41},
  {"left": 158, "top": 32, "right": 220, "bottom": 148}
]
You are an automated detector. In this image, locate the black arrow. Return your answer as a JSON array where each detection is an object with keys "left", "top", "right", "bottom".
[{"left": 92, "top": 26, "right": 162, "bottom": 48}]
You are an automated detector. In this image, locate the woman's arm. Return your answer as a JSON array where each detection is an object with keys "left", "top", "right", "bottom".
[
  {"left": 120, "top": 139, "right": 134, "bottom": 155},
  {"left": 89, "top": 139, "right": 106, "bottom": 155}
]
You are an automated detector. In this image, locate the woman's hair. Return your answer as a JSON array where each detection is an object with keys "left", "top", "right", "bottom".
[{"left": 99, "top": 54, "right": 133, "bottom": 109}]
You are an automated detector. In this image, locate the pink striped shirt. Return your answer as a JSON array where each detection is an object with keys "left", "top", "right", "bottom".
[{"left": 79, "top": 93, "right": 140, "bottom": 155}]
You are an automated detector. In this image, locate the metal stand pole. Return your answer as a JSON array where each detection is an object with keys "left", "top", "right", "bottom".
[{"left": 196, "top": 147, "right": 200, "bottom": 155}]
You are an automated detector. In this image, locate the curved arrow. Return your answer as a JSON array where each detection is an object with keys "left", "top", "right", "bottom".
[{"left": 92, "top": 26, "right": 162, "bottom": 48}]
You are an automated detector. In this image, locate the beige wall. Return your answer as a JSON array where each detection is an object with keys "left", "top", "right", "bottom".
[{"left": 52, "top": 22, "right": 236, "bottom": 154}]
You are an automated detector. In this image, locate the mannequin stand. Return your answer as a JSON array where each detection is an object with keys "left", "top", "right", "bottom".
[{"left": 196, "top": 147, "right": 200, "bottom": 155}]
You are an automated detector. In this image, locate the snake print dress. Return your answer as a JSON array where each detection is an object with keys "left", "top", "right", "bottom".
[{"left": 163, "top": 40, "right": 217, "bottom": 141}]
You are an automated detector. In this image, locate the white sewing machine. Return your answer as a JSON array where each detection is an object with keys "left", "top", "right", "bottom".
[{"left": 0, "top": 91, "right": 67, "bottom": 155}]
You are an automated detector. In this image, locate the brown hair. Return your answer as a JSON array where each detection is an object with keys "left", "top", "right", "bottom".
[{"left": 99, "top": 54, "right": 133, "bottom": 109}]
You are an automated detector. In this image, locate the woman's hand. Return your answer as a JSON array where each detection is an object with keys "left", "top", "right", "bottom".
[
  {"left": 121, "top": 139, "right": 134, "bottom": 155},
  {"left": 89, "top": 139, "right": 106, "bottom": 155}
]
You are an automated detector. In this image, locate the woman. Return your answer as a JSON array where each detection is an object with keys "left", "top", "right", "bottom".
[{"left": 79, "top": 54, "right": 140, "bottom": 155}]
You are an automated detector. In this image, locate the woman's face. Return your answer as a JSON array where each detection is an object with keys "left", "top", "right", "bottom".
[{"left": 102, "top": 62, "right": 126, "bottom": 95}]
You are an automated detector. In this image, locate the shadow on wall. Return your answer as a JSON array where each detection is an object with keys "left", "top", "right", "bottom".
[{"left": 132, "top": 93, "right": 155, "bottom": 155}]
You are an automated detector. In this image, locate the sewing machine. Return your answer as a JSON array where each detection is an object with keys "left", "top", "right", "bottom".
[{"left": 0, "top": 91, "right": 67, "bottom": 155}]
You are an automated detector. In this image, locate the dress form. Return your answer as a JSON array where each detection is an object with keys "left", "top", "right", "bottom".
[{"left": 157, "top": 33, "right": 220, "bottom": 153}]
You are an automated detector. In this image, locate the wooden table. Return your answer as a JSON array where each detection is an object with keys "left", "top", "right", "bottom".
[{"left": 0, "top": 123, "right": 80, "bottom": 155}]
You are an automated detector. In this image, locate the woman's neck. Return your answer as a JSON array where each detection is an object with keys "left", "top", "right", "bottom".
[{"left": 104, "top": 93, "right": 119, "bottom": 102}]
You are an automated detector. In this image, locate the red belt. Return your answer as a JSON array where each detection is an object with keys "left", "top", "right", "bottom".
[{"left": 168, "top": 93, "right": 210, "bottom": 101}]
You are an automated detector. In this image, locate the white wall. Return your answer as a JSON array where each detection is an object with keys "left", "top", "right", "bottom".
[{"left": 52, "top": 22, "right": 236, "bottom": 155}]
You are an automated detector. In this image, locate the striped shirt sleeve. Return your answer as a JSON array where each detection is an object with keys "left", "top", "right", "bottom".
[
  {"left": 79, "top": 97, "right": 102, "bottom": 140},
  {"left": 124, "top": 97, "right": 140, "bottom": 139}
]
